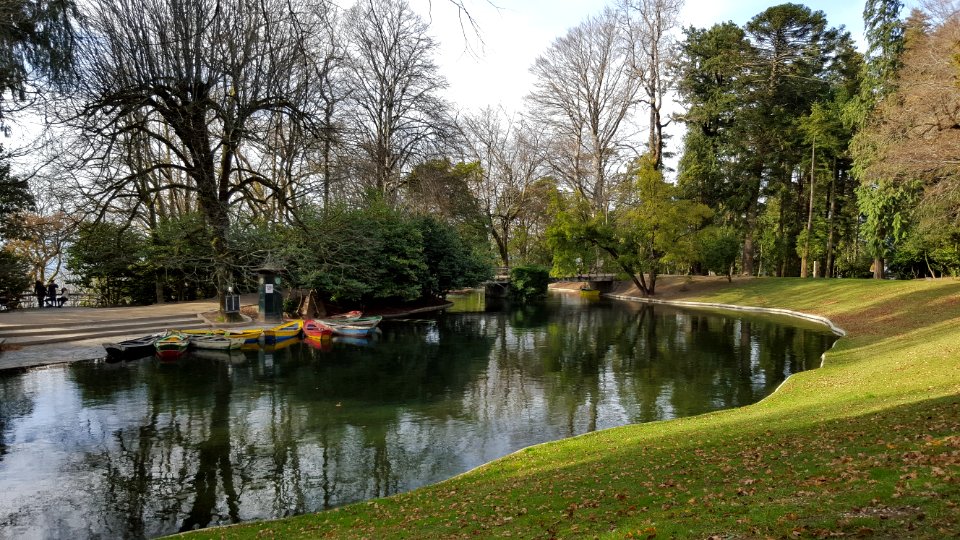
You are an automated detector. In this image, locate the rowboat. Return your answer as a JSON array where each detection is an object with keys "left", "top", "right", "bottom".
[
  {"left": 303, "top": 319, "right": 334, "bottom": 340},
  {"left": 319, "top": 315, "right": 382, "bottom": 328},
  {"left": 179, "top": 328, "right": 264, "bottom": 344},
  {"left": 155, "top": 332, "right": 189, "bottom": 359},
  {"left": 103, "top": 333, "right": 160, "bottom": 360},
  {"left": 326, "top": 322, "right": 379, "bottom": 337},
  {"left": 189, "top": 335, "right": 244, "bottom": 350},
  {"left": 263, "top": 320, "right": 303, "bottom": 344},
  {"left": 322, "top": 310, "right": 362, "bottom": 321}
]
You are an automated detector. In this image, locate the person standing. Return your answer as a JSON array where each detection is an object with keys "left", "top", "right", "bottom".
[
  {"left": 34, "top": 280, "right": 45, "bottom": 309},
  {"left": 46, "top": 281, "right": 57, "bottom": 307}
]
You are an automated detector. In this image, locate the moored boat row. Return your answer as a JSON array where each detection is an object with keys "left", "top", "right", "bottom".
[{"left": 101, "top": 312, "right": 383, "bottom": 359}]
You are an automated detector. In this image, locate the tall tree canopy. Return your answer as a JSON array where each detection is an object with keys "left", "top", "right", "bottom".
[
  {"left": 854, "top": 6, "right": 960, "bottom": 277},
  {"left": 345, "top": 0, "right": 452, "bottom": 200},
  {"left": 676, "top": 3, "right": 853, "bottom": 277},
  {"left": 66, "top": 0, "right": 334, "bottom": 312},
  {"left": 528, "top": 7, "right": 639, "bottom": 217}
]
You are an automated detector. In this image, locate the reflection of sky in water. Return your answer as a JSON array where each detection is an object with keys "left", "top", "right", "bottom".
[{"left": 0, "top": 293, "right": 837, "bottom": 539}]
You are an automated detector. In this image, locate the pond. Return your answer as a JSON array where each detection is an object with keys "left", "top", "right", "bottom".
[{"left": 0, "top": 292, "right": 837, "bottom": 539}]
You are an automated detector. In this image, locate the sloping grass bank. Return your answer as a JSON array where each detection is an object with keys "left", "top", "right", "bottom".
[{"left": 178, "top": 278, "right": 960, "bottom": 539}]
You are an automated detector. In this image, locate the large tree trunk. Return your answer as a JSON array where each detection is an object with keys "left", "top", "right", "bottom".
[
  {"left": 742, "top": 193, "right": 759, "bottom": 276},
  {"left": 801, "top": 142, "right": 815, "bottom": 278},
  {"left": 489, "top": 227, "right": 509, "bottom": 269},
  {"left": 873, "top": 256, "right": 884, "bottom": 279},
  {"left": 602, "top": 245, "right": 648, "bottom": 296},
  {"left": 825, "top": 164, "right": 838, "bottom": 278}
]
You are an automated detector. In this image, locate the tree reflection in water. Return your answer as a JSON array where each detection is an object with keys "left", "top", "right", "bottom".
[{"left": 0, "top": 293, "right": 836, "bottom": 538}]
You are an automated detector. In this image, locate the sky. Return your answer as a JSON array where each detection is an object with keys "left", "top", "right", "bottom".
[{"left": 410, "top": 0, "right": 880, "bottom": 113}]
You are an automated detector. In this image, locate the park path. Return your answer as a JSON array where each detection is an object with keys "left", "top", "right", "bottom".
[{"left": 0, "top": 296, "right": 258, "bottom": 371}]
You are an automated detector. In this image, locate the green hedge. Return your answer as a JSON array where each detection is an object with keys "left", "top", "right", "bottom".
[{"left": 509, "top": 265, "right": 549, "bottom": 301}]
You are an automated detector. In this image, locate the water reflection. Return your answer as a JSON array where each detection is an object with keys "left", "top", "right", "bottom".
[{"left": 0, "top": 293, "right": 836, "bottom": 538}]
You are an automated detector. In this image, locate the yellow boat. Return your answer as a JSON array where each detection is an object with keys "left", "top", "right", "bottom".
[
  {"left": 263, "top": 320, "right": 303, "bottom": 344},
  {"left": 579, "top": 287, "right": 601, "bottom": 298},
  {"left": 179, "top": 328, "right": 264, "bottom": 345}
]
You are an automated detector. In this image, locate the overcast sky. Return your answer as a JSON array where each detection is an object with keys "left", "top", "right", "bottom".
[{"left": 410, "top": 0, "right": 891, "bottom": 113}]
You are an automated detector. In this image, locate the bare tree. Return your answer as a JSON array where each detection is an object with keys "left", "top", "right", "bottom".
[
  {"left": 460, "top": 107, "right": 545, "bottom": 267},
  {"left": 864, "top": 7, "right": 959, "bottom": 182},
  {"left": 528, "top": 7, "right": 640, "bottom": 217},
  {"left": 859, "top": 4, "right": 960, "bottom": 260},
  {"left": 619, "top": 0, "right": 683, "bottom": 171},
  {"left": 345, "top": 0, "right": 452, "bottom": 201},
  {"left": 63, "top": 0, "right": 335, "bottom": 313}
]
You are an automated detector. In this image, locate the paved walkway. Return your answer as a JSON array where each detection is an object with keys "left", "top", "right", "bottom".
[
  {"left": 0, "top": 298, "right": 220, "bottom": 329},
  {"left": 0, "top": 297, "right": 254, "bottom": 372}
]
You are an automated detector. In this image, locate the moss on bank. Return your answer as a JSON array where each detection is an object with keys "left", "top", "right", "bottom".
[{"left": 175, "top": 278, "right": 960, "bottom": 539}]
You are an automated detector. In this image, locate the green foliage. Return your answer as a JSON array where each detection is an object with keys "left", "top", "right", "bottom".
[
  {"left": 227, "top": 218, "right": 291, "bottom": 291},
  {"left": 416, "top": 216, "right": 493, "bottom": 298},
  {"left": 282, "top": 296, "right": 299, "bottom": 315},
  {"left": 0, "top": 149, "right": 34, "bottom": 240},
  {"left": 862, "top": 0, "right": 905, "bottom": 100},
  {"left": 548, "top": 156, "right": 711, "bottom": 294},
  {"left": 795, "top": 220, "right": 827, "bottom": 261},
  {"left": 697, "top": 226, "right": 740, "bottom": 280},
  {"left": 508, "top": 265, "right": 549, "bottom": 302},
  {"left": 0, "top": 0, "right": 77, "bottom": 121},
  {"left": 623, "top": 157, "right": 712, "bottom": 270},
  {"left": 66, "top": 221, "right": 153, "bottom": 305},
  {"left": 889, "top": 197, "right": 960, "bottom": 278},
  {"left": 289, "top": 201, "right": 492, "bottom": 304},
  {"left": 855, "top": 180, "right": 918, "bottom": 260},
  {"left": 676, "top": 10, "right": 860, "bottom": 279},
  {"left": 675, "top": 22, "right": 753, "bottom": 213},
  {"left": 545, "top": 192, "right": 598, "bottom": 278},
  {"left": 0, "top": 248, "right": 30, "bottom": 302},
  {"left": 138, "top": 213, "right": 219, "bottom": 301}
]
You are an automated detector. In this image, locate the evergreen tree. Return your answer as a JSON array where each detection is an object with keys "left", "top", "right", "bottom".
[
  {"left": 850, "top": 0, "right": 907, "bottom": 278},
  {"left": 0, "top": 0, "right": 76, "bottom": 122}
]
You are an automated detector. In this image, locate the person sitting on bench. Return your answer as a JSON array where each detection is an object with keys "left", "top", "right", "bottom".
[{"left": 57, "top": 288, "right": 68, "bottom": 307}]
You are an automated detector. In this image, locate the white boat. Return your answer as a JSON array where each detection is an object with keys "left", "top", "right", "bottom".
[{"left": 189, "top": 335, "right": 244, "bottom": 350}]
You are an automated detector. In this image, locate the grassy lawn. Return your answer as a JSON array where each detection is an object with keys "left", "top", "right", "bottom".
[{"left": 176, "top": 278, "right": 960, "bottom": 539}]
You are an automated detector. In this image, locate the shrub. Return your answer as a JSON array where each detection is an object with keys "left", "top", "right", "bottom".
[{"left": 509, "top": 265, "right": 550, "bottom": 301}]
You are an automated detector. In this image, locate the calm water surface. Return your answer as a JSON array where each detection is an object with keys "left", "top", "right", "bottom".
[{"left": 0, "top": 292, "right": 837, "bottom": 539}]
